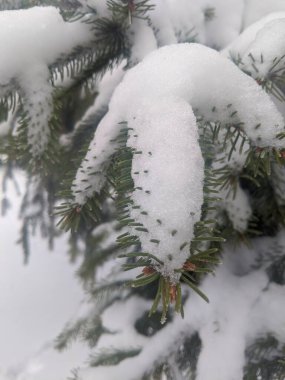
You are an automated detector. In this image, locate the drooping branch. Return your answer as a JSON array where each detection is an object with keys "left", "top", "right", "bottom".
[{"left": 66, "top": 43, "right": 285, "bottom": 315}]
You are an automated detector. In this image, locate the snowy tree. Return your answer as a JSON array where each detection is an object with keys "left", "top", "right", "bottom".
[{"left": 1, "top": 1, "right": 285, "bottom": 379}]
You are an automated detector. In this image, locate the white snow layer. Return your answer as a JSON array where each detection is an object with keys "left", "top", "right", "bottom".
[
  {"left": 78, "top": 63, "right": 126, "bottom": 123},
  {"left": 127, "top": 98, "right": 204, "bottom": 273},
  {"left": 1, "top": 3, "right": 285, "bottom": 379},
  {"left": 73, "top": 43, "right": 284, "bottom": 271},
  {"left": 60, "top": 63, "right": 127, "bottom": 147},
  {"left": 224, "top": 15, "right": 285, "bottom": 80},
  {"left": 148, "top": 0, "right": 244, "bottom": 49},
  {"left": 212, "top": 139, "right": 252, "bottom": 232},
  {"left": 139, "top": 0, "right": 285, "bottom": 50},
  {"left": 203, "top": 0, "right": 245, "bottom": 48},
  {"left": 127, "top": 20, "right": 158, "bottom": 66},
  {"left": 243, "top": 0, "right": 285, "bottom": 28},
  {"left": 2, "top": 3, "right": 284, "bottom": 155},
  {"left": 0, "top": 171, "right": 88, "bottom": 380},
  {"left": 0, "top": 6, "right": 90, "bottom": 156},
  {"left": 76, "top": 233, "right": 285, "bottom": 380},
  {"left": 77, "top": 0, "right": 285, "bottom": 51},
  {"left": 0, "top": 7, "right": 89, "bottom": 82},
  {"left": 223, "top": 12, "right": 285, "bottom": 58},
  {"left": 20, "top": 65, "right": 53, "bottom": 157},
  {"left": 220, "top": 184, "right": 252, "bottom": 232}
]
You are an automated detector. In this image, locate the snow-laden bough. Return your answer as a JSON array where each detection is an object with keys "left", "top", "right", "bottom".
[
  {"left": 0, "top": 6, "right": 90, "bottom": 157},
  {"left": 72, "top": 43, "right": 285, "bottom": 313}
]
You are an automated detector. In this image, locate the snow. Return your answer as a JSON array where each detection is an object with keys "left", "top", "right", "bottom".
[
  {"left": 85, "top": 0, "right": 109, "bottom": 17},
  {"left": 77, "top": 62, "right": 126, "bottom": 124},
  {"left": 127, "top": 20, "right": 157, "bottom": 65},
  {"left": 148, "top": 0, "right": 245, "bottom": 49},
  {"left": 244, "top": 0, "right": 285, "bottom": 28},
  {"left": 60, "top": 63, "right": 126, "bottom": 148},
  {"left": 167, "top": 0, "right": 206, "bottom": 44},
  {"left": 76, "top": 235, "right": 285, "bottom": 380},
  {"left": 0, "top": 6, "right": 90, "bottom": 156},
  {"left": 99, "top": 296, "right": 150, "bottom": 348},
  {"left": 212, "top": 140, "right": 252, "bottom": 232},
  {"left": 0, "top": 7, "right": 89, "bottom": 72},
  {"left": 72, "top": 107, "right": 124, "bottom": 203},
  {"left": 92, "top": 64, "right": 126, "bottom": 115},
  {"left": 77, "top": 296, "right": 192, "bottom": 380},
  {"left": 127, "top": 97, "right": 204, "bottom": 275},
  {"left": 220, "top": 184, "right": 252, "bottom": 232},
  {"left": 204, "top": 0, "right": 245, "bottom": 49},
  {"left": 148, "top": 0, "right": 177, "bottom": 46},
  {"left": 223, "top": 12, "right": 285, "bottom": 59},
  {"left": 1, "top": 3, "right": 285, "bottom": 379},
  {"left": 154, "top": 0, "right": 285, "bottom": 49},
  {"left": 195, "top": 264, "right": 267, "bottom": 380},
  {"left": 61, "top": 0, "right": 285, "bottom": 58},
  {"left": 70, "top": 40, "right": 285, "bottom": 379},
  {"left": 226, "top": 17, "right": 285, "bottom": 80},
  {"left": 0, "top": 171, "right": 88, "bottom": 380},
  {"left": 195, "top": 237, "right": 285, "bottom": 380},
  {"left": 20, "top": 65, "right": 52, "bottom": 157},
  {"left": 0, "top": 7, "right": 89, "bottom": 82},
  {"left": 150, "top": 0, "right": 206, "bottom": 46},
  {"left": 0, "top": 109, "right": 16, "bottom": 137},
  {"left": 243, "top": 18, "right": 285, "bottom": 77},
  {"left": 74, "top": 42, "right": 278, "bottom": 201},
  {"left": 73, "top": 43, "right": 284, "bottom": 275}
]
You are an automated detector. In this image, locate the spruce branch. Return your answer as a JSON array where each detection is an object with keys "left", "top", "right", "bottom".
[{"left": 89, "top": 347, "right": 141, "bottom": 367}]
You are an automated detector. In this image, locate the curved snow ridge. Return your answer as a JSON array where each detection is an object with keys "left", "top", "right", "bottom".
[
  {"left": 223, "top": 12, "right": 285, "bottom": 58},
  {"left": 72, "top": 43, "right": 284, "bottom": 272},
  {"left": 0, "top": 6, "right": 90, "bottom": 84},
  {"left": 73, "top": 43, "right": 285, "bottom": 204},
  {"left": 224, "top": 14, "right": 285, "bottom": 79},
  {"left": 112, "top": 43, "right": 284, "bottom": 146},
  {"left": 0, "top": 6, "right": 91, "bottom": 157},
  {"left": 127, "top": 97, "right": 204, "bottom": 273}
]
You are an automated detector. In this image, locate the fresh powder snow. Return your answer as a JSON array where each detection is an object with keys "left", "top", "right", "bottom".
[{"left": 73, "top": 43, "right": 284, "bottom": 275}]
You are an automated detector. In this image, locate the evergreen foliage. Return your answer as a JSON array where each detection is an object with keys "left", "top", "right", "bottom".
[{"left": 1, "top": 1, "right": 285, "bottom": 379}]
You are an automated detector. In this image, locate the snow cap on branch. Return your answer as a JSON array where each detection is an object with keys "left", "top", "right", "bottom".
[
  {"left": 73, "top": 43, "right": 285, "bottom": 204},
  {"left": 127, "top": 97, "right": 204, "bottom": 274},
  {"left": 0, "top": 6, "right": 90, "bottom": 156},
  {"left": 71, "top": 43, "right": 285, "bottom": 277},
  {"left": 224, "top": 14, "right": 285, "bottom": 79}
]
